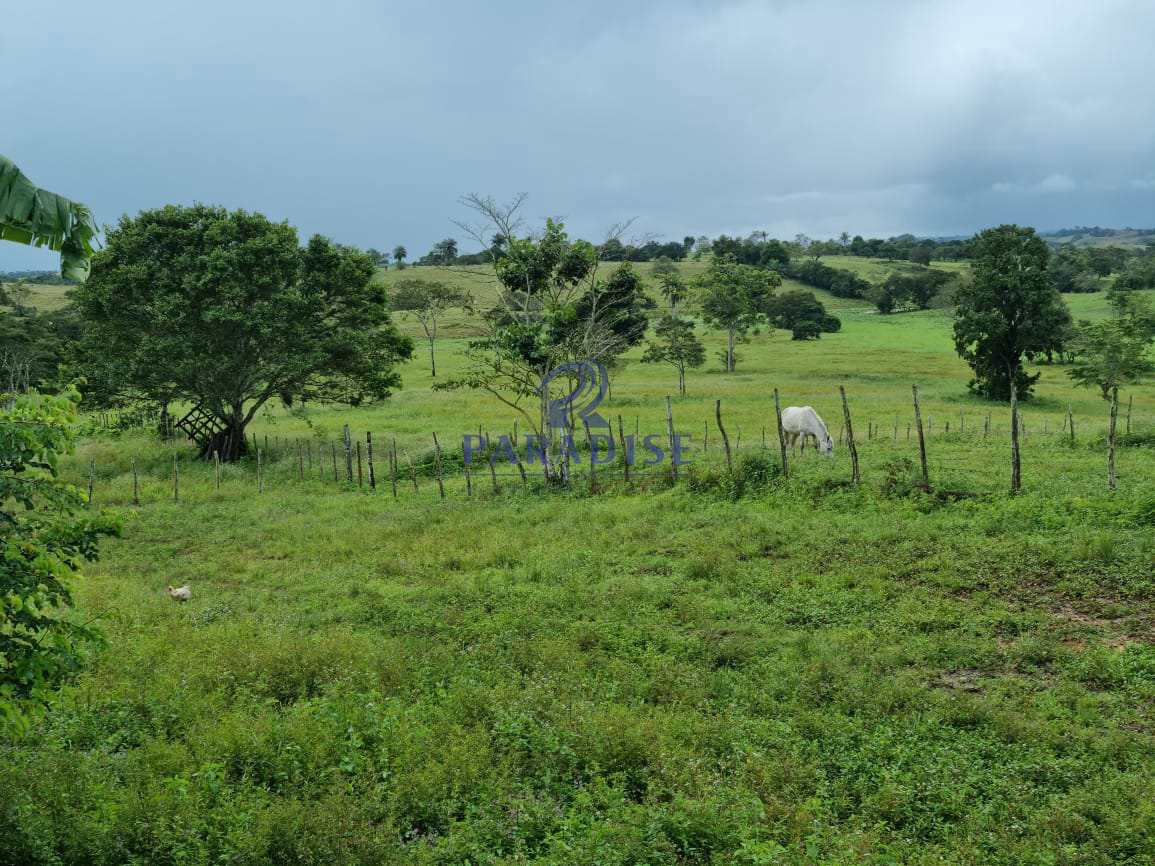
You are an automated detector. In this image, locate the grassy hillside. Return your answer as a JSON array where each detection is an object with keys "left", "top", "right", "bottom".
[
  {"left": 4, "top": 271, "right": 1155, "bottom": 864},
  {"left": 1, "top": 280, "right": 73, "bottom": 312}
]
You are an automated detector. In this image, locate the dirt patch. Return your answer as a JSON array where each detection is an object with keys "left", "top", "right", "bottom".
[{"left": 930, "top": 669, "right": 986, "bottom": 692}]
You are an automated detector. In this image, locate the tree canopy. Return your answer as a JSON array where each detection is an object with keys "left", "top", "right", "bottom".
[
  {"left": 74, "top": 205, "right": 412, "bottom": 459},
  {"left": 696, "top": 256, "right": 779, "bottom": 371},
  {"left": 953, "top": 225, "right": 1070, "bottom": 401},
  {"left": 764, "top": 290, "right": 841, "bottom": 340}
]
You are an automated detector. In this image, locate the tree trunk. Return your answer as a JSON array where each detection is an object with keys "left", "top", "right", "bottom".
[
  {"left": 727, "top": 329, "right": 735, "bottom": 372},
  {"left": 202, "top": 412, "right": 249, "bottom": 462},
  {"left": 678, "top": 365, "right": 686, "bottom": 396},
  {"left": 428, "top": 337, "right": 437, "bottom": 378}
]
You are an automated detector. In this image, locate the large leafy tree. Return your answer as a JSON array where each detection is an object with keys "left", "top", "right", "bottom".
[
  {"left": 1, "top": 389, "right": 119, "bottom": 729},
  {"left": 0, "top": 155, "right": 97, "bottom": 282},
  {"left": 696, "top": 255, "right": 779, "bottom": 371},
  {"left": 74, "top": 205, "right": 412, "bottom": 460},
  {"left": 953, "top": 225, "right": 1070, "bottom": 400}
]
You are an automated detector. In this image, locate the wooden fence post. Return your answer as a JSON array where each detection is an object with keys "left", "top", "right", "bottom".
[
  {"left": 87, "top": 459, "right": 95, "bottom": 506},
  {"left": 839, "top": 385, "right": 859, "bottom": 485},
  {"left": 132, "top": 457, "right": 140, "bottom": 505},
  {"left": 1108, "top": 386, "right": 1119, "bottom": 491},
  {"left": 1068, "top": 403, "right": 1075, "bottom": 445},
  {"left": 390, "top": 437, "right": 398, "bottom": 498},
  {"left": 173, "top": 453, "right": 180, "bottom": 502},
  {"left": 703, "top": 419, "right": 709, "bottom": 457},
  {"left": 1009, "top": 380, "right": 1022, "bottom": 495},
  {"left": 488, "top": 449, "right": 499, "bottom": 493},
  {"left": 214, "top": 451, "right": 220, "bottom": 490},
  {"left": 984, "top": 412, "right": 991, "bottom": 438},
  {"left": 912, "top": 385, "right": 929, "bottom": 488},
  {"left": 772, "top": 389, "right": 788, "bottom": 478},
  {"left": 1126, "top": 394, "right": 1133, "bottom": 436},
  {"left": 619, "top": 415, "right": 630, "bottom": 484},
  {"left": 583, "top": 418, "right": 598, "bottom": 492},
  {"left": 356, "top": 441, "right": 363, "bottom": 487},
  {"left": 432, "top": 432, "right": 446, "bottom": 499},
  {"left": 665, "top": 396, "right": 678, "bottom": 481},
  {"left": 366, "top": 432, "right": 376, "bottom": 490},
  {"left": 343, "top": 425, "right": 354, "bottom": 483},
  {"left": 715, "top": 399, "right": 733, "bottom": 474},
  {"left": 331, "top": 443, "right": 338, "bottom": 483},
  {"left": 297, "top": 441, "right": 305, "bottom": 481},
  {"left": 406, "top": 450, "right": 419, "bottom": 493},
  {"left": 257, "top": 448, "right": 263, "bottom": 493}
]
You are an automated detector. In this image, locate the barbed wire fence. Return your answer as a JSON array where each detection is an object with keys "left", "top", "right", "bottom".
[{"left": 77, "top": 385, "right": 1150, "bottom": 508}]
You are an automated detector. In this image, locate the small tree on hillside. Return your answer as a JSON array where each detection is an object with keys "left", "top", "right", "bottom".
[
  {"left": 953, "top": 225, "right": 1070, "bottom": 400},
  {"left": 442, "top": 193, "right": 635, "bottom": 480},
  {"left": 641, "top": 315, "right": 705, "bottom": 395},
  {"left": 75, "top": 205, "right": 413, "bottom": 460},
  {"left": 1067, "top": 292, "right": 1155, "bottom": 398},
  {"left": 389, "top": 278, "right": 473, "bottom": 377},
  {"left": 696, "top": 256, "right": 779, "bottom": 371},
  {"left": 651, "top": 257, "right": 687, "bottom": 315}
]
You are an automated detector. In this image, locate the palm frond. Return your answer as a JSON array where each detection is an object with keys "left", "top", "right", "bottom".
[{"left": 0, "top": 154, "right": 97, "bottom": 281}]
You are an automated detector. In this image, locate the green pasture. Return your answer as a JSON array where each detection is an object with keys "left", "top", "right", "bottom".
[{"left": 4, "top": 266, "right": 1155, "bottom": 864}]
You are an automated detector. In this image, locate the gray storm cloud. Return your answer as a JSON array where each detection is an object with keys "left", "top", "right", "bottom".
[{"left": 3, "top": 0, "right": 1154, "bottom": 268}]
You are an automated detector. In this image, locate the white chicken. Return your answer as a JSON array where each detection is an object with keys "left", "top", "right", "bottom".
[{"left": 166, "top": 584, "right": 192, "bottom": 602}]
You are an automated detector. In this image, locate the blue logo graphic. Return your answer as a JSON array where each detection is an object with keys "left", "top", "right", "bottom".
[
  {"left": 541, "top": 359, "right": 609, "bottom": 430},
  {"left": 461, "top": 358, "right": 692, "bottom": 467}
]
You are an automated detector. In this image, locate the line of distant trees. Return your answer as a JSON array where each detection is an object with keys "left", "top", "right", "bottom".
[
  {"left": 394, "top": 230, "right": 978, "bottom": 269},
  {"left": 361, "top": 225, "right": 1155, "bottom": 306},
  {"left": 0, "top": 270, "right": 69, "bottom": 284}
]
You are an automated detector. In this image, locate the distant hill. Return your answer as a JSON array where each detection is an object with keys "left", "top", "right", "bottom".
[{"left": 1040, "top": 227, "right": 1155, "bottom": 249}]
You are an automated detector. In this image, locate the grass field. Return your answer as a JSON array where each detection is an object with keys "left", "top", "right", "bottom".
[{"left": 4, "top": 265, "right": 1155, "bottom": 864}]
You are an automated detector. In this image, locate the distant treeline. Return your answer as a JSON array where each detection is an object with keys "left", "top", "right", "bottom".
[
  {"left": 0, "top": 270, "right": 68, "bottom": 284},
  {"left": 401, "top": 231, "right": 976, "bottom": 268}
]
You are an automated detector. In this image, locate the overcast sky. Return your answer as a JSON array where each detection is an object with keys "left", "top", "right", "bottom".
[{"left": 4, "top": 0, "right": 1155, "bottom": 269}]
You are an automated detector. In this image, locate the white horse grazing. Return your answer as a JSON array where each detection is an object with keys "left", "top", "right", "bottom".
[{"left": 781, "top": 406, "right": 834, "bottom": 456}]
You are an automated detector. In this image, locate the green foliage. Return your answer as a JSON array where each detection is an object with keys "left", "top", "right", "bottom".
[
  {"left": 872, "top": 268, "right": 956, "bottom": 313},
  {"left": 1066, "top": 319, "right": 1155, "bottom": 399},
  {"left": 783, "top": 258, "right": 872, "bottom": 299},
  {"left": 764, "top": 289, "right": 841, "bottom": 340},
  {"left": 1112, "top": 255, "right": 1155, "bottom": 292},
  {"left": 0, "top": 306, "right": 80, "bottom": 393},
  {"left": 573, "top": 262, "right": 650, "bottom": 356},
  {"left": 74, "top": 205, "right": 413, "bottom": 458},
  {"left": 953, "top": 225, "right": 1072, "bottom": 401},
  {"left": 696, "top": 256, "right": 780, "bottom": 371},
  {"left": 494, "top": 219, "right": 596, "bottom": 302},
  {"left": 0, "top": 389, "right": 119, "bottom": 729},
  {"left": 0, "top": 155, "right": 98, "bottom": 282},
  {"left": 641, "top": 315, "right": 705, "bottom": 395}
]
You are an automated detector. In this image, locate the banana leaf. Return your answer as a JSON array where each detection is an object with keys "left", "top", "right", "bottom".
[{"left": 0, "top": 154, "right": 97, "bottom": 281}]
